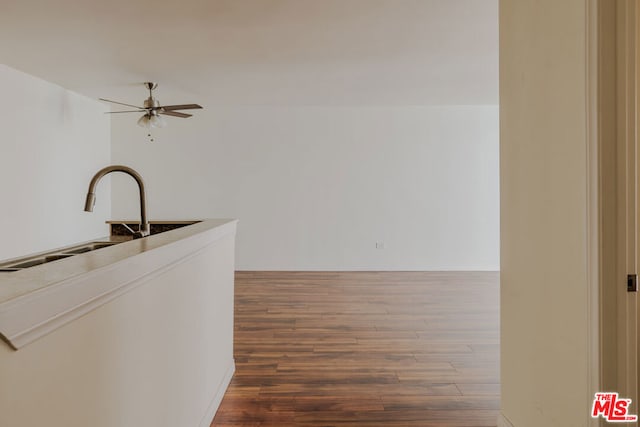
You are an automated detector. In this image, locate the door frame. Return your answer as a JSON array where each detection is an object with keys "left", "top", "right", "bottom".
[
  {"left": 614, "top": 0, "right": 639, "bottom": 413},
  {"left": 594, "top": 0, "right": 639, "bottom": 424}
]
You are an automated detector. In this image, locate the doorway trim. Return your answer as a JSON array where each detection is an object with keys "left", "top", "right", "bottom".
[
  {"left": 596, "top": 0, "right": 640, "bottom": 424},
  {"left": 613, "top": 0, "right": 640, "bottom": 413}
]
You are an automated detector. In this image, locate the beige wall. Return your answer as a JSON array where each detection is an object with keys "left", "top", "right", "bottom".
[
  {"left": 500, "top": 0, "right": 593, "bottom": 426},
  {"left": 0, "top": 233, "right": 235, "bottom": 427}
]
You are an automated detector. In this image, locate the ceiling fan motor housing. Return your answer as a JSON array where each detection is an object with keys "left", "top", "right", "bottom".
[{"left": 144, "top": 97, "right": 160, "bottom": 109}]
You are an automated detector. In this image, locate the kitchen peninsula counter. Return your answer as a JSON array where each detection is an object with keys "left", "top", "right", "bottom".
[{"left": 0, "top": 218, "right": 237, "bottom": 427}]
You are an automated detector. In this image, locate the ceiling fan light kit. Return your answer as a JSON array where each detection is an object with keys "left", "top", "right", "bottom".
[
  {"left": 137, "top": 112, "right": 167, "bottom": 129},
  {"left": 100, "top": 82, "right": 202, "bottom": 135}
]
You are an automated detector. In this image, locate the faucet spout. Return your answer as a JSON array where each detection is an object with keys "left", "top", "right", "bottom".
[{"left": 84, "top": 165, "right": 150, "bottom": 238}]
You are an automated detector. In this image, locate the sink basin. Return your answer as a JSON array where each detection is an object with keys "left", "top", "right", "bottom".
[
  {"left": 44, "top": 254, "right": 75, "bottom": 262},
  {"left": 108, "top": 221, "right": 199, "bottom": 237},
  {"left": 0, "top": 221, "right": 201, "bottom": 273},
  {"left": 0, "top": 241, "right": 121, "bottom": 272},
  {"left": 10, "top": 259, "right": 48, "bottom": 269},
  {"left": 63, "top": 242, "right": 118, "bottom": 254}
]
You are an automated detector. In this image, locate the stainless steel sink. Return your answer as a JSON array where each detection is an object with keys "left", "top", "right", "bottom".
[
  {"left": 0, "top": 241, "right": 121, "bottom": 272},
  {"left": 0, "top": 221, "right": 200, "bottom": 273},
  {"left": 10, "top": 259, "right": 48, "bottom": 269},
  {"left": 63, "top": 242, "right": 118, "bottom": 254},
  {"left": 44, "top": 254, "right": 75, "bottom": 262}
]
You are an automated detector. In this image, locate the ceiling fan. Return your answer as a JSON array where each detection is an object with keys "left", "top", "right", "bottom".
[{"left": 99, "top": 82, "right": 202, "bottom": 130}]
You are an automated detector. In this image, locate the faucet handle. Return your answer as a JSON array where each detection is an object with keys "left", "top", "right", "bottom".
[{"left": 120, "top": 223, "right": 137, "bottom": 236}]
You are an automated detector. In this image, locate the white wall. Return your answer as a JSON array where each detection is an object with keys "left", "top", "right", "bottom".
[
  {"left": 111, "top": 105, "right": 499, "bottom": 270},
  {"left": 0, "top": 65, "right": 111, "bottom": 261},
  {"left": 500, "top": 0, "right": 593, "bottom": 425}
]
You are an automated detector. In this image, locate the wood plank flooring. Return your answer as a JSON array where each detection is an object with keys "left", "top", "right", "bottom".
[{"left": 211, "top": 271, "right": 500, "bottom": 427}]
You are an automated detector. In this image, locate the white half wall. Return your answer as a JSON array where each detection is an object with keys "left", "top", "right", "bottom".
[
  {"left": 0, "top": 224, "right": 236, "bottom": 427},
  {"left": 0, "top": 65, "right": 111, "bottom": 261},
  {"left": 111, "top": 105, "right": 499, "bottom": 271}
]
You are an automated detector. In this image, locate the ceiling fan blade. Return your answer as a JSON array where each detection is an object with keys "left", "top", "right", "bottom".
[
  {"left": 105, "top": 110, "right": 146, "bottom": 114},
  {"left": 159, "top": 110, "right": 192, "bottom": 118},
  {"left": 99, "top": 98, "right": 144, "bottom": 109},
  {"left": 160, "top": 104, "right": 203, "bottom": 111}
]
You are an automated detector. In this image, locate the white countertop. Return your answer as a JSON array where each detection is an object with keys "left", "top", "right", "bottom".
[
  {"left": 0, "top": 219, "right": 236, "bottom": 305},
  {"left": 0, "top": 218, "right": 238, "bottom": 349}
]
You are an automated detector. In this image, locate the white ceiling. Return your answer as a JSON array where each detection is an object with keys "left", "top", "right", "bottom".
[{"left": 0, "top": 0, "right": 497, "bottom": 106}]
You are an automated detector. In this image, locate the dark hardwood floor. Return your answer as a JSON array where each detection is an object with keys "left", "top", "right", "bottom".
[{"left": 211, "top": 271, "right": 500, "bottom": 427}]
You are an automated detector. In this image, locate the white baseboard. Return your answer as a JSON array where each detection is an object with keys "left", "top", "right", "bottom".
[
  {"left": 497, "top": 413, "right": 515, "bottom": 427},
  {"left": 199, "top": 359, "right": 236, "bottom": 427}
]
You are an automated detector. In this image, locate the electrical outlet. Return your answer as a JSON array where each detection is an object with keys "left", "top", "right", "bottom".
[{"left": 376, "top": 241, "right": 385, "bottom": 249}]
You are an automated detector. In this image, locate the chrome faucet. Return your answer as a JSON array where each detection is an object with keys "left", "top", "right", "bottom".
[{"left": 84, "top": 165, "right": 150, "bottom": 238}]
